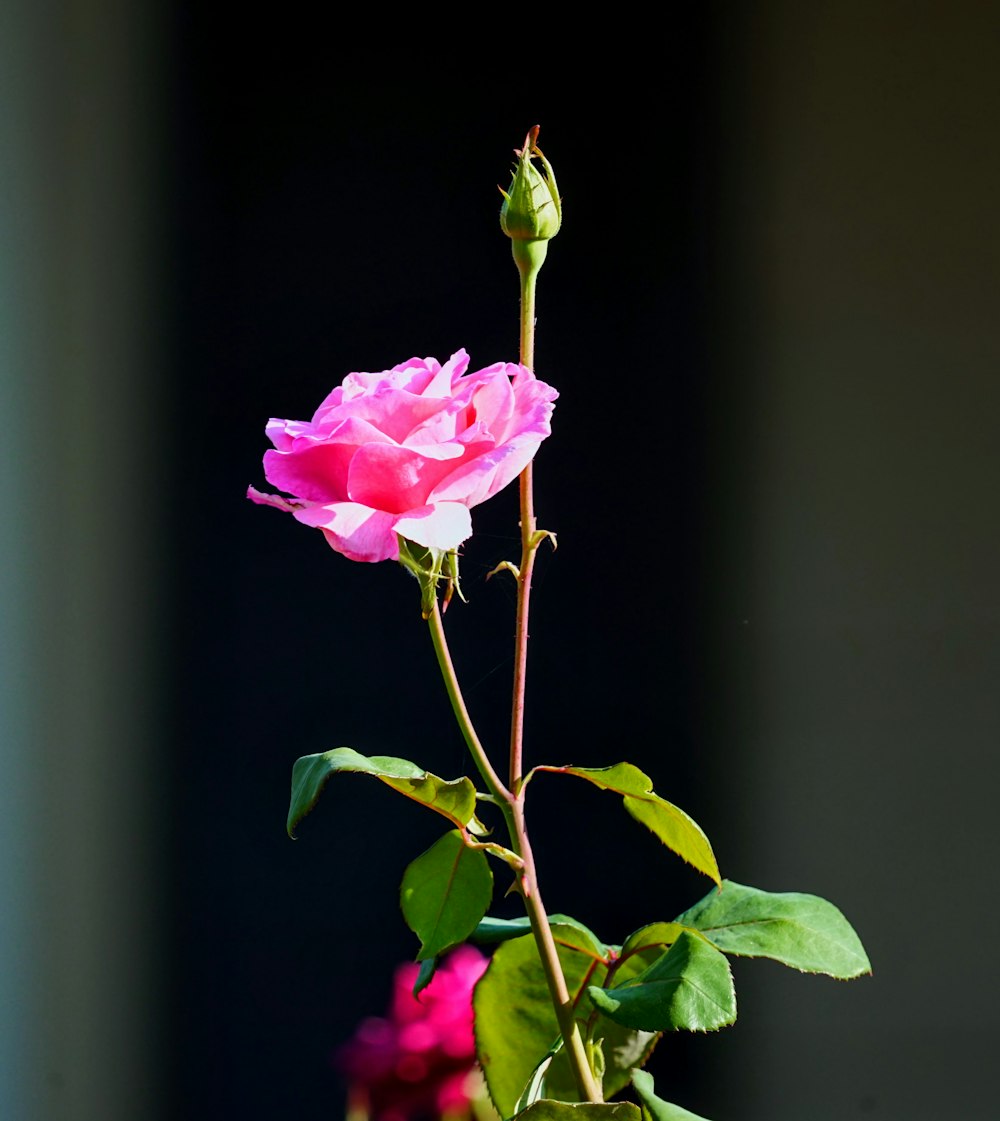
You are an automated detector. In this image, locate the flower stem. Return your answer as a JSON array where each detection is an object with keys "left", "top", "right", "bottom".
[
  {"left": 509, "top": 246, "right": 603, "bottom": 1103},
  {"left": 509, "top": 253, "right": 540, "bottom": 793},
  {"left": 509, "top": 799, "right": 605, "bottom": 1104},
  {"left": 425, "top": 601, "right": 602, "bottom": 1104},
  {"left": 427, "top": 600, "right": 509, "bottom": 805}
]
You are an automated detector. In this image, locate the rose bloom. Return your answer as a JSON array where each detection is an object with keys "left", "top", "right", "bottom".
[
  {"left": 336, "top": 946, "right": 489, "bottom": 1121},
  {"left": 249, "top": 350, "right": 557, "bottom": 563}
]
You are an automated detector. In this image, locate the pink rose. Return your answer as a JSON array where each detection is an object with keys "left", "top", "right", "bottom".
[
  {"left": 249, "top": 350, "right": 557, "bottom": 563},
  {"left": 336, "top": 946, "right": 489, "bottom": 1121}
]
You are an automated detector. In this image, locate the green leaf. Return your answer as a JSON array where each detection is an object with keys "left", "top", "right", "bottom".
[
  {"left": 518, "top": 1104, "right": 641, "bottom": 1121},
  {"left": 545, "top": 938, "right": 660, "bottom": 1104},
  {"left": 287, "top": 747, "right": 478, "bottom": 837},
  {"left": 537, "top": 764, "right": 720, "bottom": 885},
  {"left": 631, "top": 1070, "right": 711, "bottom": 1121},
  {"left": 475, "top": 928, "right": 606, "bottom": 1118},
  {"left": 517, "top": 1104, "right": 641, "bottom": 1121},
  {"left": 620, "top": 923, "right": 686, "bottom": 959},
  {"left": 412, "top": 956, "right": 438, "bottom": 998},
  {"left": 400, "top": 831, "right": 493, "bottom": 961},
  {"left": 588, "top": 931, "right": 736, "bottom": 1033},
  {"left": 470, "top": 914, "right": 606, "bottom": 951},
  {"left": 675, "top": 880, "right": 871, "bottom": 979},
  {"left": 474, "top": 921, "right": 654, "bottom": 1115},
  {"left": 513, "top": 1043, "right": 561, "bottom": 1115}
]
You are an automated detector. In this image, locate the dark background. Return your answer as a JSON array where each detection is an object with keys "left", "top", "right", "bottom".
[
  {"left": 170, "top": 11, "right": 721, "bottom": 1119},
  {"left": 2, "top": 4, "right": 999, "bottom": 1120}
]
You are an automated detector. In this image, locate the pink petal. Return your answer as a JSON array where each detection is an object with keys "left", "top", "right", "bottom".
[
  {"left": 393, "top": 503, "right": 472, "bottom": 551},
  {"left": 263, "top": 443, "right": 356, "bottom": 504},
  {"left": 293, "top": 502, "right": 401, "bottom": 562},
  {"left": 467, "top": 369, "right": 516, "bottom": 437},
  {"left": 422, "top": 349, "right": 469, "bottom": 397},
  {"left": 332, "top": 391, "right": 449, "bottom": 445},
  {"left": 246, "top": 485, "right": 302, "bottom": 512},
  {"left": 347, "top": 443, "right": 458, "bottom": 514}
]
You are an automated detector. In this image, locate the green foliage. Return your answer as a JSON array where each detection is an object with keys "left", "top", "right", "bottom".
[
  {"left": 534, "top": 764, "right": 720, "bottom": 885},
  {"left": 631, "top": 1070, "right": 710, "bottom": 1121},
  {"left": 471, "top": 915, "right": 601, "bottom": 947},
  {"left": 287, "top": 747, "right": 479, "bottom": 837},
  {"left": 546, "top": 932, "right": 663, "bottom": 1104},
  {"left": 675, "top": 880, "right": 872, "bottom": 979},
  {"left": 412, "top": 956, "right": 438, "bottom": 998},
  {"left": 619, "top": 924, "right": 686, "bottom": 959},
  {"left": 474, "top": 920, "right": 658, "bottom": 1118},
  {"left": 475, "top": 925, "right": 604, "bottom": 1118},
  {"left": 516, "top": 1104, "right": 641, "bottom": 1121},
  {"left": 400, "top": 831, "right": 493, "bottom": 960},
  {"left": 588, "top": 931, "right": 736, "bottom": 1033}
]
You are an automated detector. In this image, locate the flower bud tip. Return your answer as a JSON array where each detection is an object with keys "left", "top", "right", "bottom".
[{"left": 500, "top": 125, "right": 561, "bottom": 243}]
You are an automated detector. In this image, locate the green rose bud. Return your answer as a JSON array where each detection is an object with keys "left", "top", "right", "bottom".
[
  {"left": 499, "top": 126, "right": 561, "bottom": 281},
  {"left": 499, "top": 125, "right": 561, "bottom": 242}
]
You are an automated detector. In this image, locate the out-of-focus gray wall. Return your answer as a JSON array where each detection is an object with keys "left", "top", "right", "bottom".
[
  {"left": 0, "top": 3, "right": 163, "bottom": 1119},
  {"left": 707, "top": 5, "right": 1000, "bottom": 1119}
]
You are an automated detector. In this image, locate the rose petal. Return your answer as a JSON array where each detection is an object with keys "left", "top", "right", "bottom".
[
  {"left": 428, "top": 441, "right": 525, "bottom": 506},
  {"left": 347, "top": 443, "right": 458, "bottom": 514},
  {"left": 246, "top": 485, "right": 302, "bottom": 512},
  {"left": 393, "top": 503, "right": 472, "bottom": 552},
  {"left": 333, "top": 391, "right": 449, "bottom": 445},
  {"left": 263, "top": 444, "right": 355, "bottom": 504},
  {"left": 293, "top": 502, "right": 401, "bottom": 562},
  {"left": 423, "top": 349, "right": 470, "bottom": 397},
  {"left": 250, "top": 352, "right": 555, "bottom": 564}
]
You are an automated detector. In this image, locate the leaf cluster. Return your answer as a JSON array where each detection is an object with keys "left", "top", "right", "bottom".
[{"left": 285, "top": 747, "right": 870, "bottom": 1121}]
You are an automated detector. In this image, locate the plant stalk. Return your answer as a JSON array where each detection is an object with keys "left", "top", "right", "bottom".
[
  {"left": 509, "top": 255, "right": 539, "bottom": 793},
  {"left": 427, "top": 600, "right": 509, "bottom": 805},
  {"left": 509, "top": 244, "right": 603, "bottom": 1102},
  {"left": 426, "top": 600, "right": 602, "bottom": 1104}
]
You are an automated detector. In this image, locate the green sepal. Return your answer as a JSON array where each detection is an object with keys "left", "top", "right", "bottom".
[
  {"left": 516, "top": 1105, "right": 640, "bottom": 1121},
  {"left": 675, "top": 879, "right": 872, "bottom": 979},
  {"left": 397, "top": 535, "right": 464, "bottom": 618},
  {"left": 287, "top": 747, "right": 478, "bottom": 837},
  {"left": 534, "top": 763, "right": 720, "bottom": 885},
  {"left": 413, "top": 956, "right": 438, "bottom": 998},
  {"left": 588, "top": 931, "right": 736, "bottom": 1033},
  {"left": 499, "top": 125, "right": 561, "bottom": 243},
  {"left": 631, "top": 1070, "right": 711, "bottom": 1121},
  {"left": 401, "top": 830, "right": 494, "bottom": 961}
]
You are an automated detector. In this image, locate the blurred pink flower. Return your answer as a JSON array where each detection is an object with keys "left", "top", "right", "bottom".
[
  {"left": 336, "top": 946, "right": 488, "bottom": 1121},
  {"left": 249, "top": 350, "right": 557, "bottom": 563}
]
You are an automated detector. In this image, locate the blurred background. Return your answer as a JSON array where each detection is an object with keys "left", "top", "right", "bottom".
[{"left": 2, "top": 3, "right": 998, "bottom": 1119}]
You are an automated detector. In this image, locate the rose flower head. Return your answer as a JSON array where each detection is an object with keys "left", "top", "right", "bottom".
[
  {"left": 336, "top": 946, "right": 489, "bottom": 1121},
  {"left": 249, "top": 349, "right": 557, "bottom": 565}
]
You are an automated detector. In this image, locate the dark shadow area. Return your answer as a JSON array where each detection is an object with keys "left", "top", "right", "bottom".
[{"left": 165, "top": 13, "right": 720, "bottom": 1120}]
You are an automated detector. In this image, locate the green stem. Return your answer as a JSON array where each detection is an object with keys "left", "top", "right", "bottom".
[
  {"left": 425, "top": 600, "right": 602, "bottom": 1104},
  {"left": 510, "top": 241, "right": 603, "bottom": 1103},
  {"left": 427, "top": 600, "right": 509, "bottom": 804},
  {"left": 509, "top": 247, "right": 541, "bottom": 793},
  {"left": 509, "top": 801, "right": 605, "bottom": 1104}
]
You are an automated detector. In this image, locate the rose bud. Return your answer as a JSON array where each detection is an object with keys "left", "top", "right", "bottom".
[{"left": 499, "top": 125, "right": 561, "bottom": 243}]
